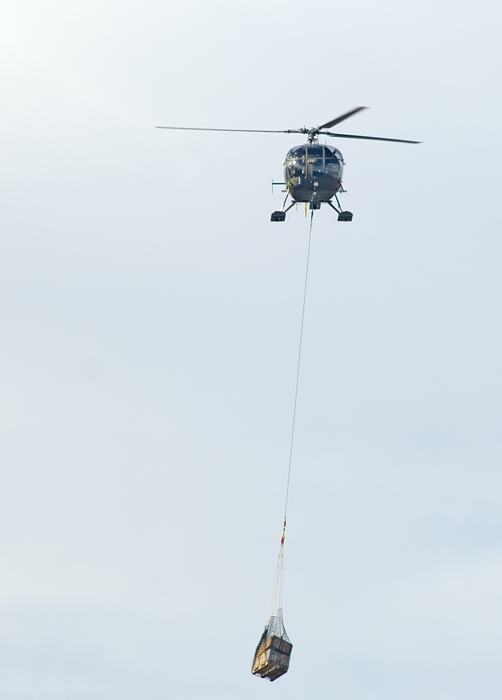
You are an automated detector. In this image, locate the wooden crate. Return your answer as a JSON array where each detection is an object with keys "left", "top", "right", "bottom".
[{"left": 252, "top": 634, "right": 293, "bottom": 682}]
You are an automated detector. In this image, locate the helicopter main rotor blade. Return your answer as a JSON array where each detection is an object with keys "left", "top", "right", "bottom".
[
  {"left": 155, "top": 125, "right": 301, "bottom": 134},
  {"left": 321, "top": 130, "right": 420, "bottom": 144},
  {"left": 317, "top": 107, "right": 368, "bottom": 131}
]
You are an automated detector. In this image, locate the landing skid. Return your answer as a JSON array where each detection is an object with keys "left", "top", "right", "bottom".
[
  {"left": 271, "top": 210, "right": 286, "bottom": 222},
  {"left": 271, "top": 189, "right": 295, "bottom": 222},
  {"left": 327, "top": 195, "right": 353, "bottom": 221},
  {"left": 271, "top": 193, "right": 353, "bottom": 222}
]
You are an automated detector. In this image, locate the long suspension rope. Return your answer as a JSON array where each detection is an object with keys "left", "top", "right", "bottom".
[
  {"left": 283, "top": 210, "right": 314, "bottom": 526},
  {"left": 266, "top": 211, "right": 314, "bottom": 626},
  {"left": 265, "top": 211, "right": 314, "bottom": 636}
]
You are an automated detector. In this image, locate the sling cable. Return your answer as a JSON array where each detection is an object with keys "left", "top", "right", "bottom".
[{"left": 251, "top": 212, "right": 314, "bottom": 682}]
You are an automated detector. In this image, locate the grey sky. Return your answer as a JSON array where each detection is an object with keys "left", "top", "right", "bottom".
[{"left": 1, "top": 0, "right": 501, "bottom": 698}]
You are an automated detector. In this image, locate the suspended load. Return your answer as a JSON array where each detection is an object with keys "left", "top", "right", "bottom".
[
  {"left": 252, "top": 524, "right": 292, "bottom": 681},
  {"left": 251, "top": 609, "right": 293, "bottom": 682}
]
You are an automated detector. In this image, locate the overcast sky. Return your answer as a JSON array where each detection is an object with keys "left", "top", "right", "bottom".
[{"left": 1, "top": 1, "right": 501, "bottom": 698}]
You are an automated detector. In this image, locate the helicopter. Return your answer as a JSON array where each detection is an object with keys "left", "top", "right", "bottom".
[{"left": 156, "top": 107, "right": 419, "bottom": 222}]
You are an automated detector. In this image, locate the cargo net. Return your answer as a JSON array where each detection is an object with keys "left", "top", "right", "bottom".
[
  {"left": 266, "top": 609, "right": 290, "bottom": 643},
  {"left": 251, "top": 540, "right": 293, "bottom": 682}
]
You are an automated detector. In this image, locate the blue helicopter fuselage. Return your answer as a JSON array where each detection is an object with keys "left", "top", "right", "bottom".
[{"left": 284, "top": 143, "right": 344, "bottom": 203}]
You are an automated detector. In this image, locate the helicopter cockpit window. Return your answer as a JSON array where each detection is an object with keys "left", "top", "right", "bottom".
[
  {"left": 285, "top": 146, "right": 306, "bottom": 180},
  {"left": 325, "top": 146, "right": 343, "bottom": 178},
  {"left": 306, "top": 145, "right": 324, "bottom": 177},
  {"left": 288, "top": 146, "right": 306, "bottom": 159},
  {"left": 307, "top": 145, "right": 323, "bottom": 160},
  {"left": 286, "top": 161, "right": 303, "bottom": 178}
]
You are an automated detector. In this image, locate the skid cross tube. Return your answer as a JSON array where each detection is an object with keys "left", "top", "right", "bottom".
[
  {"left": 327, "top": 200, "right": 341, "bottom": 214},
  {"left": 281, "top": 188, "right": 292, "bottom": 212}
]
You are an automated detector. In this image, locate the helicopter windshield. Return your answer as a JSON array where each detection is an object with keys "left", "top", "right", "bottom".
[
  {"left": 307, "top": 145, "right": 324, "bottom": 177},
  {"left": 324, "top": 146, "right": 343, "bottom": 178},
  {"left": 285, "top": 146, "right": 306, "bottom": 178},
  {"left": 288, "top": 146, "right": 306, "bottom": 159},
  {"left": 325, "top": 145, "right": 343, "bottom": 160},
  {"left": 284, "top": 144, "right": 343, "bottom": 182},
  {"left": 307, "top": 145, "right": 323, "bottom": 159}
]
